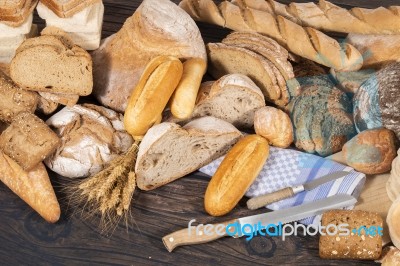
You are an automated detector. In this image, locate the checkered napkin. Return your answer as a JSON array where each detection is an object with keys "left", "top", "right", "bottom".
[{"left": 199, "top": 146, "right": 366, "bottom": 225}]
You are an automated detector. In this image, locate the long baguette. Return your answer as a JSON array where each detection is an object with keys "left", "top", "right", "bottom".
[
  {"left": 236, "top": 0, "right": 400, "bottom": 35},
  {"left": 179, "top": 0, "right": 363, "bottom": 71}
]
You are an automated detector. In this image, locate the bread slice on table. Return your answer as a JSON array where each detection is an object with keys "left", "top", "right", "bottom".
[
  {"left": 207, "top": 43, "right": 282, "bottom": 105},
  {"left": 10, "top": 34, "right": 93, "bottom": 96},
  {"left": 0, "top": 152, "right": 60, "bottom": 223},
  {"left": 40, "top": 0, "right": 101, "bottom": 18},
  {"left": 168, "top": 74, "right": 265, "bottom": 128},
  {"left": 135, "top": 116, "right": 243, "bottom": 190}
]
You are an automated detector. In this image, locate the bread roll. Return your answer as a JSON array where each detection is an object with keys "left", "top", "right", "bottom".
[
  {"left": 254, "top": 106, "right": 293, "bottom": 148},
  {"left": 123, "top": 56, "right": 183, "bottom": 140},
  {"left": 387, "top": 197, "right": 400, "bottom": 250},
  {"left": 204, "top": 135, "right": 269, "bottom": 216},
  {"left": 343, "top": 128, "right": 398, "bottom": 175},
  {"left": 170, "top": 58, "right": 207, "bottom": 119},
  {"left": 387, "top": 149, "right": 400, "bottom": 202},
  {"left": 45, "top": 104, "right": 134, "bottom": 178}
]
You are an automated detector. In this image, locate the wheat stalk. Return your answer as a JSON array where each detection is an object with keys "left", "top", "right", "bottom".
[{"left": 64, "top": 141, "right": 140, "bottom": 233}]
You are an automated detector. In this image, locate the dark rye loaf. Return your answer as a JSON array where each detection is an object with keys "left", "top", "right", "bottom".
[{"left": 354, "top": 62, "right": 400, "bottom": 140}]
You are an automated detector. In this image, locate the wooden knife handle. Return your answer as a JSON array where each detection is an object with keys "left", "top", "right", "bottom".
[
  {"left": 162, "top": 219, "right": 238, "bottom": 252},
  {"left": 247, "top": 187, "right": 295, "bottom": 210}
]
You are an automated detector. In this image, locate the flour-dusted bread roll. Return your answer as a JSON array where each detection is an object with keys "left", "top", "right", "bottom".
[
  {"left": 45, "top": 104, "right": 133, "bottom": 178},
  {"left": 353, "top": 62, "right": 400, "bottom": 140},
  {"left": 387, "top": 149, "right": 400, "bottom": 202},
  {"left": 254, "top": 106, "right": 293, "bottom": 148},
  {"left": 92, "top": 0, "right": 206, "bottom": 112},
  {"left": 342, "top": 128, "right": 398, "bottom": 175},
  {"left": 135, "top": 116, "right": 242, "bottom": 190}
]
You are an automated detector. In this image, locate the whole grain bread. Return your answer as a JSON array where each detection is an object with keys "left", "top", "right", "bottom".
[
  {"left": 135, "top": 116, "right": 243, "bottom": 190},
  {"left": 0, "top": 70, "right": 38, "bottom": 123},
  {"left": 10, "top": 34, "right": 93, "bottom": 96},
  {"left": 0, "top": 112, "right": 60, "bottom": 170}
]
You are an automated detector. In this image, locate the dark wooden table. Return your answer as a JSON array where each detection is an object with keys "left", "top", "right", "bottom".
[{"left": 0, "top": 0, "right": 395, "bottom": 265}]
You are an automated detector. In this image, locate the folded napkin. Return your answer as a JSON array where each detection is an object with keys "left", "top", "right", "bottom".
[{"left": 199, "top": 146, "right": 366, "bottom": 225}]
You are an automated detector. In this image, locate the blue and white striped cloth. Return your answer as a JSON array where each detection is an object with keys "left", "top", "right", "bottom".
[{"left": 199, "top": 146, "right": 366, "bottom": 225}]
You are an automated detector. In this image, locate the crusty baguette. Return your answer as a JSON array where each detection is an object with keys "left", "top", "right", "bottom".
[
  {"left": 179, "top": 0, "right": 363, "bottom": 71},
  {"left": 135, "top": 116, "right": 242, "bottom": 190},
  {"left": 170, "top": 58, "right": 207, "bottom": 120},
  {"left": 346, "top": 34, "right": 400, "bottom": 68},
  {"left": 232, "top": 0, "right": 400, "bottom": 35},
  {"left": 204, "top": 135, "right": 269, "bottom": 216},
  {"left": 0, "top": 151, "right": 60, "bottom": 223},
  {"left": 124, "top": 56, "right": 183, "bottom": 140}
]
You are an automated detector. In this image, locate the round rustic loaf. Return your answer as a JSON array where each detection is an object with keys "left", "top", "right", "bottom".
[
  {"left": 254, "top": 106, "right": 293, "bottom": 148},
  {"left": 342, "top": 128, "right": 398, "bottom": 175},
  {"left": 354, "top": 62, "right": 400, "bottom": 140},
  {"left": 45, "top": 104, "right": 133, "bottom": 178},
  {"left": 290, "top": 76, "right": 356, "bottom": 156}
]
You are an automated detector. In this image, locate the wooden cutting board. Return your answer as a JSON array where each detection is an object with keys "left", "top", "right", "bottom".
[{"left": 329, "top": 151, "right": 393, "bottom": 245}]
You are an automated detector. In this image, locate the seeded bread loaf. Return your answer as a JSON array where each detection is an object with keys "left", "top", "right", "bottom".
[
  {"left": 0, "top": 112, "right": 60, "bottom": 170},
  {"left": 135, "top": 116, "right": 242, "bottom": 190},
  {"left": 0, "top": 70, "right": 38, "bottom": 123},
  {"left": 319, "top": 210, "right": 383, "bottom": 260},
  {"left": 10, "top": 34, "right": 93, "bottom": 96}
]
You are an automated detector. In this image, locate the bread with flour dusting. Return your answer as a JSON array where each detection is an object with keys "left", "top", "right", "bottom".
[{"left": 135, "top": 116, "right": 242, "bottom": 190}]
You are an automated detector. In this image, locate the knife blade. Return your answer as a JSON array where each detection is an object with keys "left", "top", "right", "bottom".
[
  {"left": 247, "top": 170, "right": 350, "bottom": 210},
  {"left": 162, "top": 194, "right": 357, "bottom": 252}
]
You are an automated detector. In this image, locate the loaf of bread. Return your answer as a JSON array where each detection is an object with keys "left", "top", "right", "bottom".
[
  {"left": 353, "top": 62, "right": 400, "bottom": 139},
  {"left": 235, "top": 0, "right": 400, "bottom": 35},
  {"left": 40, "top": 0, "right": 100, "bottom": 18},
  {"left": 387, "top": 149, "right": 400, "bottom": 202},
  {"left": 135, "top": 116, "right": 242, "bottom": 190},
  {"left": 0, "top": 70, "right": 38, "bottom": 123},
  {"left": 204, "top": 135, "right": 269, "bottom": 216},
  {"left": 0, "top": 151, "right": 60, "bottom": 223},
  {"left": 45, "top": 104, "right": 133, "bottom": 178},
  {"left": 254, "top": 106, "right": 293, "bottom": 148},
  {"left": 0, "top": 0, "right": 37, "bottom": 27},
  {"left": 347, "top": 34, "right": 400, "bottom": 69},
  {"left": 124, "top": 56, "right": 183, "bottom": 140},
  {"left": 92, "top": 0, "right": 206, "bottom": 112},
  {"left": 319, "top": 210, "right": 383, "bottom": 260},
  {"left": 290, "top": 76, "right": 356, "bottom": 156},
  {"left": 342, "top": 128, "right": 398, "bottom": 175},
  {"left": 179, "top": 0, "right": 363, "bottom": 71},
  {"left": 10, "top": 33, "right": 93, "bottom": 96},
  {"left": 167, "top": 74, "right": 266, "bottom": 129},
  {"left": 0, "top": 112, "right": 60, "bottom": 170},
  {"left": 387, "top": 197, "right": 400, "bottom": 250}
]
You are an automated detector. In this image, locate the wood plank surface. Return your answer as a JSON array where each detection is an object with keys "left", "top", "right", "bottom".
[{"left": 2, "top": 0, "right": 397, "bottom": 265}]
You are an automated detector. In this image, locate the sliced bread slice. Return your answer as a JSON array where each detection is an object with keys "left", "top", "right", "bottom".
[
  {"left": 207, "top": 42, "right": 281, "bottom": 103},
  {"left": 0, "top": 0, "right": 26, "bottom": 16},
  {"left": 36, "top": 1, "right": 92, "bottom": 25},
  {"left": 135, "top": 116, "right": 243, "bottom": 190},
  {"left": 10, "top": 35, "right": 93, "bottom": 95},
  {"left": 0, "top": 0, "right": 37, "bottom": 27},
  {"left": 169, "top": 74, "right": 265, "bottom": 128},
  {"left": 40, "top": 0, "right": 100, "bottom": 18},
  {"left": 0, "top": 13, "right": 32, "bottom": 37}
]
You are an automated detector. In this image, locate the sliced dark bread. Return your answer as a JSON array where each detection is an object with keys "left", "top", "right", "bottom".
[
  {"left": 135, "top": 116, "right": 243, "bottom": 190},
  {"left": 10, "top": 36, "right": 93, "bottom": 96},
  {"left": 207, "top": 43, "right": 281, "bottom": 104}
]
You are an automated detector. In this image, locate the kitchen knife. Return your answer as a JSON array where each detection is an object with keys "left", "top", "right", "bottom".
[
  {"left": 247, "top": 170, "right": 350, "bottom": 210},
  {"left": 162, "top": 194, "right": 357, "bottom": 252}
]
